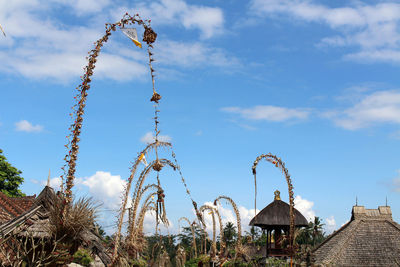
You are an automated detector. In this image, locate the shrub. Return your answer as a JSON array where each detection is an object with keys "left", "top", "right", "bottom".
[
  {"left": 72, "top": 248, "right": 93, "bottom": 266},
  {"left": 130, "top": 258, "right": 148, "bottom": 267}
]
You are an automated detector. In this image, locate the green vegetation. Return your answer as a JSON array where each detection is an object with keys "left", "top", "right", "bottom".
[
  {"left": 296, "top": 216, "right": 326, "bottom": 247},
  {"left": 72, "top": 248, "right": 93, "bottom": 266},
  {"left": 0, "top": 149, "right": 25, "bottom": 197},
  {"left": 185, "top": 254, "right": 210, "bottom": 266},
  {"left": 222, "top": 259, "right": 253, "bottom": 267}
]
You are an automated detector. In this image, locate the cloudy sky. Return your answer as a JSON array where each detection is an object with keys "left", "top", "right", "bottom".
[{"left": 1, "top": 0, "right": 400, "bottom": 236}]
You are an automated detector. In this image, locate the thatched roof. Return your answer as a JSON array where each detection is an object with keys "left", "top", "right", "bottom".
[
  {"left": 249, "top": 191, "right": 308, "bottom": 230},
  {"left": 313, "top": 205, "right": 400, "bottom": 266},
  {"left": 0, "top": 186, "right": 112, "bottom": 265}
]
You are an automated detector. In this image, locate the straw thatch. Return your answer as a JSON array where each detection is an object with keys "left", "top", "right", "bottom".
[
  {"left": 249, "top": 193, "right": 308, "bottom": 230},
  {"left": 313, "top": 205, "right": 400, "bottom": 266},
  {"left": 0, "top": 186, "right": 111, "bottom": 265}
]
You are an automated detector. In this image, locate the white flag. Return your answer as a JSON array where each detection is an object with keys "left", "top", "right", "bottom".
[
  {"left": 0, "top": 24, "right": 5, "bottom": 37},
  {"left": 138, "top": 153, "right": 148, "bottom": 166},
  {"left": 121, "top": 28, "right": 141, "bottom": 48}
]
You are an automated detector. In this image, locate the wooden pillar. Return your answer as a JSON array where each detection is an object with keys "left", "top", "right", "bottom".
[{"left": 266, "top": 230, "right": 269, "bottom": 257}]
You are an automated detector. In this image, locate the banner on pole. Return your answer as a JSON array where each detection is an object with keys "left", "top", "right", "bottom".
[
  {"left": 121, "top": 28, "right": 141, "bottom": 48},
  {"left": 0, "top": 24, "right": 5, "bottom": 37}
]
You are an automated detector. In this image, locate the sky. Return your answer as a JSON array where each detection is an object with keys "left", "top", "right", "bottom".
[{"left": 1, "top": 0, "right": 400, "bottom": 237}]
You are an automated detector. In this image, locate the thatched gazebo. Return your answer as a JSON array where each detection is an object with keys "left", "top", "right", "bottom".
[
  {"left": 313, "top": 205, "right": 400, "bottom": 266},
  {"left": 249, "top": 190, "right": 308, "bottom": 257}
]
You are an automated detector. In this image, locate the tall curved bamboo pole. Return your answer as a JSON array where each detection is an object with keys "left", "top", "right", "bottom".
[
  {"left": 127, "top": 198, "right": 157, "bottom": 257},
  {"left": 114, "top": 158, "right": 175, "bottom": 260},
  {"left": 115, "top": 142, "right": 171, "bottom": 257},
  {"left": 128, "top": 159, "right": 177, "bottom": 239},
  {"left": 214, "top": 196, "right": 242, "bottom": 244},
  {"left": 137, "top": 205, "right": 156, "bottom": 235},
  {"left": 129, "top": 183, "right": 160, "bottom": 232},
  {"left": 212, "top": 207, "right": 226, "bottom": 257},
  {"left": 199, "top": 205, "right": 217, "bottom": 257},
  {"left": 252, "top": 153, "right": 295, "bottom": 255},
  {"left": 61, "top": 13, "right": 157, "bottom": 207},
  {"left": 179, "top": 217, "right": 197, "bottom": 258},
  {"left": 131, "top": 192, "right": 157, "bottom": 239}
]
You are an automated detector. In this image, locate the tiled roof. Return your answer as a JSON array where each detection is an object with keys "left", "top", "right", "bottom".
[
  {"left": 313, "top": 205, "right": 400, "bottom": 266},
  {"left": 0, "top": 192, "right": 35, "bottom": 224}
]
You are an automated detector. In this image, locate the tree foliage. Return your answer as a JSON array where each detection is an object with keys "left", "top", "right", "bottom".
[
  {"left": 223, "top": 222, "right": 237, "bottom": 249},
  {"left": 0, "top": 149, "right": 25, "bottom": 197},
  {"left": 296, "top": 216, "right": 326, "bottom": 247},
  {"left": 145, "top": 234, "right": 177, "bottom": 264},
  {"left": 177, "top": 225, "right": 204, "bottom": 257}
]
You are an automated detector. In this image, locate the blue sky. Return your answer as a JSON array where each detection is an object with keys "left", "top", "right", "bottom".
[{"left": 1, "top": 0, "right": 400, "bottom": 235}]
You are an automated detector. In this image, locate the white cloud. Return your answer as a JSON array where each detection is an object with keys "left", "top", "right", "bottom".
[
  {"left": 326, "top": 90, "right": 400, "bottom": 130},
  {"left": 0, "top": 0, "right": 229, "bottom": 81},
  {"left": 324, "top": 215, "right": 336, "bottom": 234},
  {"left": 222, "top": 105, "right": 310, "bottom": 122},
  {"left": 294, "top": 195, "right": 315, "bottom": 222},
  {"left": 68, "top": 0, "right": 111, "bottom": 15},
  {"left": 142, "top": 210, "right": 174, "bottom": 235},
  {"left": 77, "top": 171, "right": 126, "bottom": 210},
  {"left": 140, "top": 131, "right": 172, "bottom": 144},
  {"left": 33, "top": 170, "right": 169, "bottom": 235},
  {"left": 114, "top": 0, "right": 224, "bottom": 39},
  {"left": 199, "top": 201, "right": 259, "bottom": 237},
  {"left": 15, "top": 120, "right": 43, "bottom": 132},
  {"left": 41, "top": 177, "right": 62, "bottom": 191},
  {"left": 249, "top": 0, "right": 400, "bottom": 63}
]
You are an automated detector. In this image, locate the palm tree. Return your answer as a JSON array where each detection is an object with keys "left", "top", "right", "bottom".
[
  {"left": 223, "top": 222, "right": 237, "bottom": 249},
  {"left": 311, "top": 217, "right": 325, "bottom": 246}
]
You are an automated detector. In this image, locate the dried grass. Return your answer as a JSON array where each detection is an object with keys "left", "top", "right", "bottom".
[{"left": 48, "top": 196, "right": 99, "bottom": 245}]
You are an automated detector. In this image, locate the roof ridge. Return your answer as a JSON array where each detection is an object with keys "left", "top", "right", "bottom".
[{"left": 386, "top": 220, "right": 400, "bottom": 232}]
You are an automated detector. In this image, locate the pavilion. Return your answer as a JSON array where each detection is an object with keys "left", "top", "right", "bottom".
[{"left": 249, "top": 190, "right": 308, "bottom": 257}]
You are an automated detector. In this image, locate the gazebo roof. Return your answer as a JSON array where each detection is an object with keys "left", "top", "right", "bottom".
[
  {"left": 249, "top": 190, "right": 308, "bottom": 230},
  {"left": 313, "top": 205, "right": 400, "bottom": 266}
]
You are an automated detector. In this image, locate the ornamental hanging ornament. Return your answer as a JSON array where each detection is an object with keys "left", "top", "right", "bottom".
[{"left": 143, "top": 26, "right": 157, "bottom": 44}]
